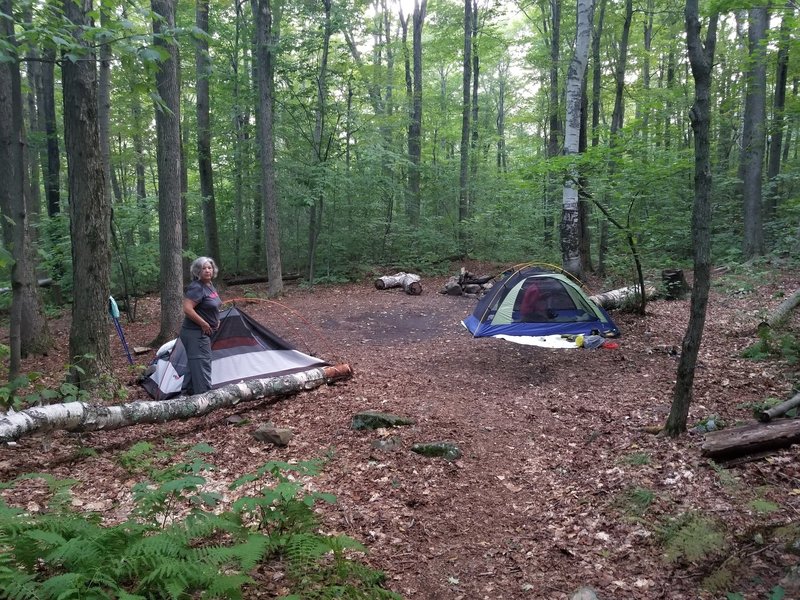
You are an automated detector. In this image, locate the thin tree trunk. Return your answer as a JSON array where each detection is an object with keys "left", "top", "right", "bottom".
[
  {"left": 253, "top": 0, "right": 283, "bottom": 297},
  {"left": 307, "top": 0, "right": 331, "bottom": 283},
  {"left": 665, "top": 0, "right": 717, "bottom": 436},
  {"left": 765, "top": 2, "right": 792, "bottom": 217},
  {"left": 39, "top": 48, "right": 60, "bottom": 217},
  {"left": 407, "top": 0, "right": 426, "bottom": 228},
  {"left": 196, "top": 0, "right": 221, "bottom": 267},
  {"left": 545, "top": 0, "right": 561, "bottom": 248},
  {"left": 458, "top": 0, "right": 472, "bottom": 244}
]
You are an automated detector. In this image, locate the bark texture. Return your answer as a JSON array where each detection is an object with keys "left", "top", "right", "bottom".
[
  {"left": 152, "top": 0, "right": 184, "bottom": 345},
  {"left": 560, "top": 0, "right": 593, "bottom": 278},
  {"left": 253, "top": 0, "right": 284, "bottom": 297},
  {"left": 196, "top": 0, "right": 221, "bottom": 267},
  {"left": 701, "top": 419, "right": 800, "bottom": 461},
  {"left": 0, "top": 365, "right": 353, "bottom": 443},
  {"left": 63, "top": 0, "right": 113, "bottom": 385}
]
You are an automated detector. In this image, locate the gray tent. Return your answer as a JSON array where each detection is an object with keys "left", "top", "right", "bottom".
[{"left": 142, "top": 306, "right": 327, "bottom": 399}]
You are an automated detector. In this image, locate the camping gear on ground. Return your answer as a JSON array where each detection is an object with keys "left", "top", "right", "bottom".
[
  {"left": 142, "top": 306, "right": 327, "bottom": 400},
  {"left": 109, "top": 296, "right": 133, "bottom": 364},
  {"left": 462, "top": 265, "right": 620, "bottom": 344}
]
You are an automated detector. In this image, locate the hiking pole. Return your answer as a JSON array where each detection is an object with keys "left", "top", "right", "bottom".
[{"left": 109, "top": 296, "right": 133, "bottom": 364}]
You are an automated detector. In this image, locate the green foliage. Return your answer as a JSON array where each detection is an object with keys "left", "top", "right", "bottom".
[
  {"left": 659, "top": 513, "right": 727, "bottom": 563},
  {"left": 0, "top": 451, "right": 399, "bottom": 600},
  {"left": 742, "top": 329, "right": 800, "bottom": 365},
  {"left": 738, "top": 397, "right": 782, "bottom": 419},
  {"left": 749, "top": 499, "right": 780, "bottom": 515},
  {"left": 621, "top": 452, "right": 651, "bottom": 466},
  {"left": 617, "top": 487, "right": 655, "bottom": 518}
]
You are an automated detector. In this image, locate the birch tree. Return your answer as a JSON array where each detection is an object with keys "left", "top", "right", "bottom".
[{"left": 560, "top": 0, "right": 594, "bottom": 278}]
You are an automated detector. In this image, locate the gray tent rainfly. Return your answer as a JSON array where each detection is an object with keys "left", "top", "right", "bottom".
[{"left": 142, "top": 306, "right": 328, "bottom": 400}]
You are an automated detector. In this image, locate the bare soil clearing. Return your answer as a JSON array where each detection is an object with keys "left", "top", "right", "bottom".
[{"left": 2, "top": 261, "right": 799, "bottom": 599}]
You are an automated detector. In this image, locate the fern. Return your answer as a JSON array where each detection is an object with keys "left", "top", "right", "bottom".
[{"left": 0, "top": 457, "right": 400, "bottom": 600}]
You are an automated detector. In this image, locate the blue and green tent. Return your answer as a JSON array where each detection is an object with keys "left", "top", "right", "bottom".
[{"left": 462, "top": 265, "right": 620, "bottom": 341}]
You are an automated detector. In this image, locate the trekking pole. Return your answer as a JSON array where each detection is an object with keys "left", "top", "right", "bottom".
[{"left": 109, "top": 296, "right": 133, "bottom": 364}]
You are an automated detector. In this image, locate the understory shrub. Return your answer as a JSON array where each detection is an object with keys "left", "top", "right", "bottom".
[{"left": 0, "top": 446, "right": 399, "bottom": 600}]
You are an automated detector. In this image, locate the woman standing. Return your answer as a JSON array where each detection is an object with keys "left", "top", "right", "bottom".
[{"left": 180, "top": 257, "right": 222, "bottom": 395}]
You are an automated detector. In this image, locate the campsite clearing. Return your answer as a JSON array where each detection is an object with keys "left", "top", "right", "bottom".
[{"left": 1, "top": 261, "right": 799, "bottom": 599}]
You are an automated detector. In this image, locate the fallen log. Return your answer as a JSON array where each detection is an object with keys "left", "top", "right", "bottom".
[
  {"left": 223, "top": 273, "right": 301, "bottom": 286},
  {"left": 758, "top": 392, "right": 800, "bottom": 423},
  {"left": 758, "top": 288, "right": 800, "bottom": 332},
  {"left": 588, "top": 284, "right": 657, "bottom": 309},
  {"left": 701, "top": 418, "right": 800, "bottom": 461},
  {"left": 0, "top": 364, "right": 352, "bottom": 443},
  {"left": 374, "top": 272, "right": 422, "bottom": 295}
]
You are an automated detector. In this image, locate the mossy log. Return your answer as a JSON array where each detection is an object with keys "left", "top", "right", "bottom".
[
  {"left": 758, "top": 288, "right": 800, "bottom": 332},
  {"left": 701, "top": 418, "right": 800, "bottom": 461}
]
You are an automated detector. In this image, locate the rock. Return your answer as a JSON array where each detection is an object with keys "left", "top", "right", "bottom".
[
  {"left": 226, "top": 414, "right": 246, "bottom": 425},
  {"left": 371, "top": 437, "right": 402, "bottom": 452},
  {"left": 570, "top": 587, "right": 599, "bottom": 600},
  {"left": 351, "top": 411, "right": 416, "bottom": 430},
  {"left": 252, "top": 424, "right": 294, "bottom": 446},
  {"left": 411, "top": 441, "right": 462, "bottom": 461}
]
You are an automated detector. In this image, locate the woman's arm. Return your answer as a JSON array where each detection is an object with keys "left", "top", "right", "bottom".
[{"left": 183, "top": 298, "right": 213, "bottom": 335}]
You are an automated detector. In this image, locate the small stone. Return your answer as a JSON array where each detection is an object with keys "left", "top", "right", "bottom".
[
  {"left": 252, "top": 424, "right": 294, "bottom": 446},
  {"left": 371, "top": 437, "right": 402, "bottom": 452},
  {"left": 411, "top": 441, "right": 462, "bottom": 461},
  {"left": 351, "top": 411, "right": 415, "bottom": 430}
]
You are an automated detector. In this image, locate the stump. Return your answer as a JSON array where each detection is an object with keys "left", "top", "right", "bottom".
[{"left": 662, "top": 269, "right": 688, "bottom": 300}]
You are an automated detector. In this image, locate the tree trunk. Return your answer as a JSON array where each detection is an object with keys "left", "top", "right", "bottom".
[
  {"left": 765, "top": 2, "right": 791, "bottom": 217},
  {"left": 407, "top": 0, "right": 426, "bottom": 228},
  {"left": 63, "top": 0, "right": 113, "bottom": 386},
  {"left": 253, "top": 0, "right": 284, "bottom": 297},
  {"left": 458, "top": 0, "right": 472, "bottom": 245},
  {"left": 0, "top": 365, "right": 353, "bottom": 443},
  {"left": 701, "top": 419, "right": 800, "bottom": 461},
  {"left": 39, "top": 48, "right": 59, "bottom": 217},
  {"left": 151, "top": 0, "right": 184, "bottom": 346},
  {"left": 196, "top": 0, "right": 221, "bottom": 267},
  {"left": 739, "top": 6, "right": 768, "bottom": 259},
  {"left": 544, "top": 0, "right": 561, "bottom": 248},
  {"left": 307, "top": 0, "right": 332, "bottom": 283},
  {"left": 560, "top": 0, "right": 594, "bottom": 278},
  {"left": 610, "top": 0, "right": 632, "bottom": 136},
  {"left": 665, "top": 1, "right": 717, "bottom": 436},
  {"left": 0, "top": 3, "right": 51, "bottom": 366}
]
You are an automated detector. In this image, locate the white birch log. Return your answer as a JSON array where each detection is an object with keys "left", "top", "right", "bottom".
[
  {"left": 589, "top": 284, "right": 658, "bottom": 309},
  {"left": 374, "top": 272, "right": 422, "bottom": 295},
  {"left": 0, "top": 364, "right": 352, "bottom": 443}
]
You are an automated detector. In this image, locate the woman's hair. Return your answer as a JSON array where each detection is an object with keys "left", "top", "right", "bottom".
[{"left": 189, "top": 256, "right": 219, "bottom": 280}]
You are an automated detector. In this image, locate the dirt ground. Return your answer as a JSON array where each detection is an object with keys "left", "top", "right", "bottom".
[{"left": 1, "top": 261, "right": 799, "bottom": 599}]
